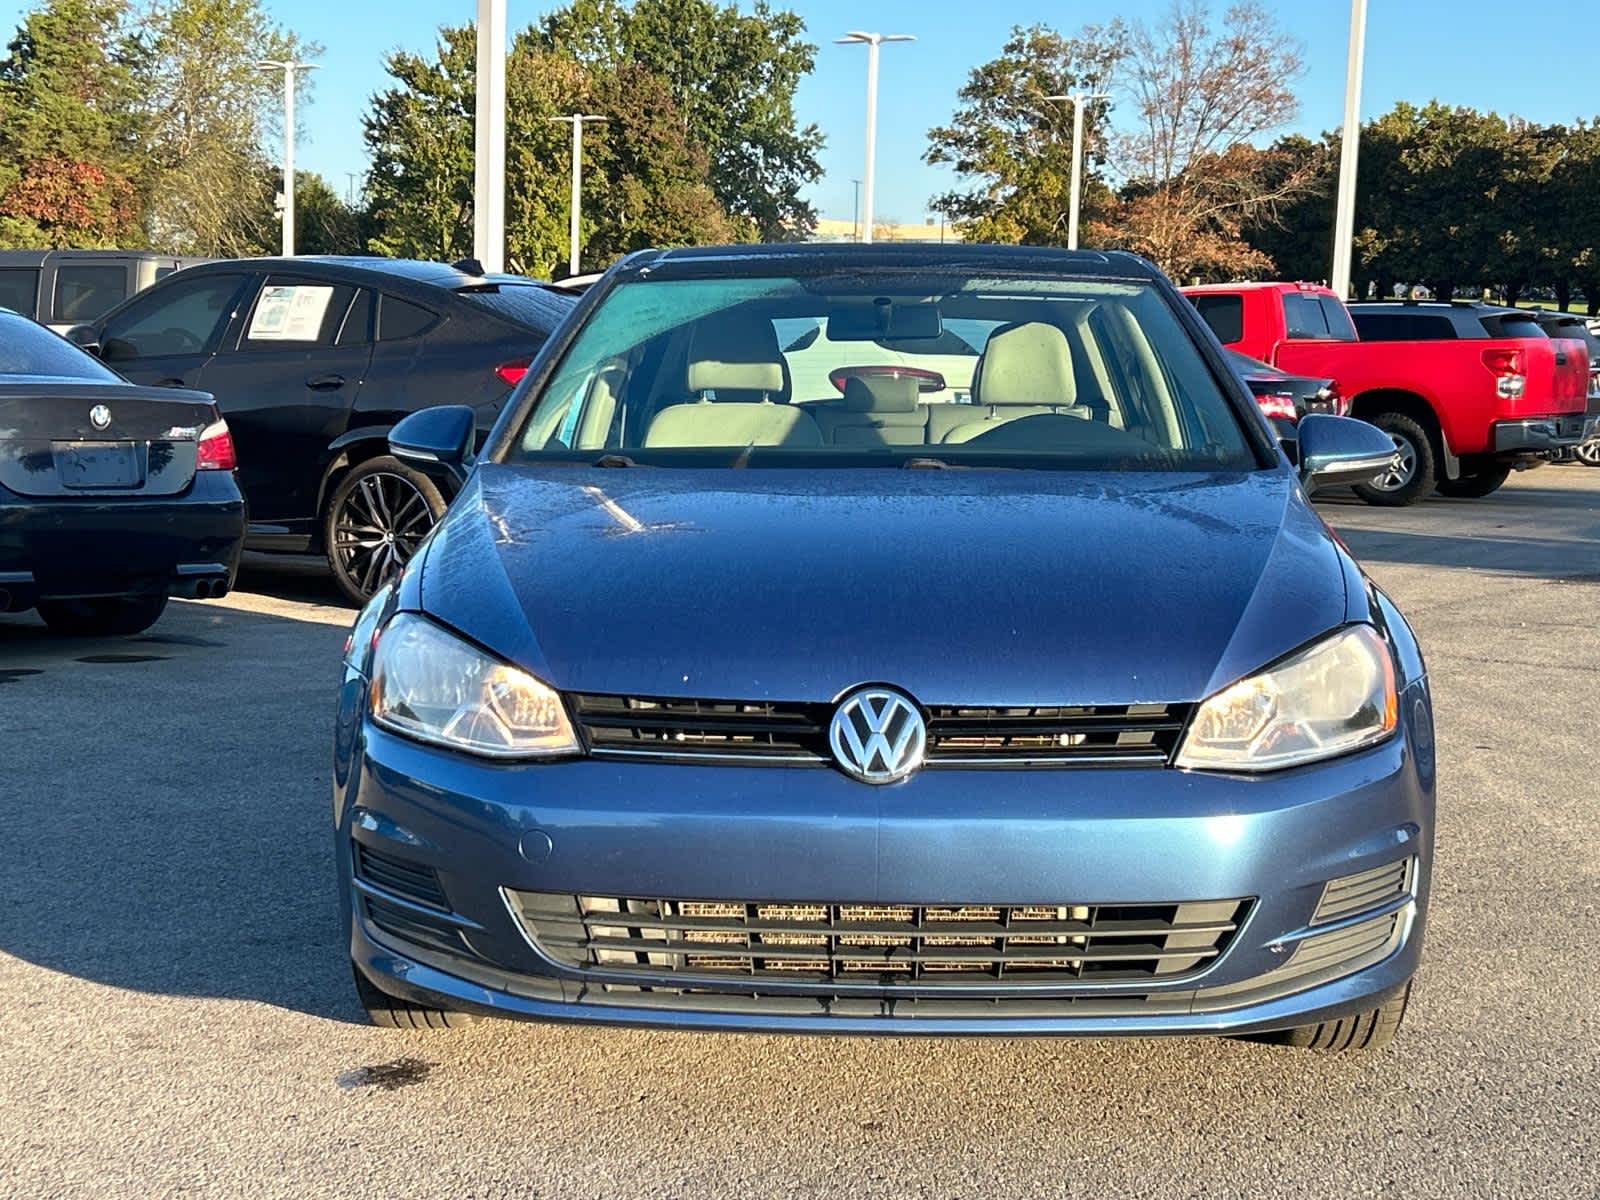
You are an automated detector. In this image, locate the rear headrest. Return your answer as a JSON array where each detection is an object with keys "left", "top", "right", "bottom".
[
  {"left": 973, "top": 321, "right": 1076, "bottom": 407},
  {"left": 841, "top": 373, "right": 921, "bottom": 413},
  {"left": 686, "top": 310, "right": 789, "bottom": 401}
]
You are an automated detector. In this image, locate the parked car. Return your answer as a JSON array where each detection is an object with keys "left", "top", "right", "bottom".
[
  {"left": 1224, "top": 348, "right": 1343, "bottom": 438},
  {"left": 335, "top": 243, "right": 1431, "bottom": 1053},
  {"left": 1528, "top": 310, "right": 1600, "bottom": 466},
  {"left": 0, "top": 310, "right": 244, "bottom": 635},
  {"left": 0, "top": 249, "right": 209, "bottom": 332},
  {"left": 67, "top": 257, "right": 577, "bottom": 603},
  {"left": 1182, "top": 283, "right": 1591, "bottom": 503}
]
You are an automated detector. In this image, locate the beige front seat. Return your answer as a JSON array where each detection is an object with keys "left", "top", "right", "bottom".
[
  {"left": 643, "top": 310, "right": 822, "bottom": 448},
  {"left": 810, "top": 374, "right": 929, "bottom": 446},
  {"left": 941, "top": 321, "right": 1087, "bottom": 444}
]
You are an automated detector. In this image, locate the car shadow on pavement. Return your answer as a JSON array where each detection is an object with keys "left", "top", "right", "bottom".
[
  {"left": 0, "top": 597, "right": 363, "bottom": 1023},
  {"left": 1333, "top": 526, "right": 1600, "bottom": 579}
]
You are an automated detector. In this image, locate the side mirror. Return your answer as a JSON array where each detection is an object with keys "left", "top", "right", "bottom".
[
  {"left": 64, "top": 324, "right": 101, "bottom": 356},
  {"left": 389, "top": 405, "right": 476, "bottom": 488},
  {"left": 1296, "top": 414, "right": 1400, "bottom": 492}
]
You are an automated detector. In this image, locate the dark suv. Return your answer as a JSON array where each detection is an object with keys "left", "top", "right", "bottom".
[
  {"left": 1347, "top": 300, "right": 1550, "bottom": 341},
  {"left": 70, "top": 258, "right": 575, "bottom": 602}
]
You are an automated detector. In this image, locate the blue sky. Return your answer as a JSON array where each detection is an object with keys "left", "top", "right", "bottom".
[{"left": 4, "top": 0, "right": 1594, "bottom": 220}]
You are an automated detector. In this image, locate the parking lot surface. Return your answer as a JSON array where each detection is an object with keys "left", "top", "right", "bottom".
[{"left": 2, "top": 469, "right": 1597, "bottom": 1199}]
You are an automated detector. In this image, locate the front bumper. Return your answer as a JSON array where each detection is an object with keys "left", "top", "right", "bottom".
[
  {"left": 0, "top": 471, "right": 245, "bottom": 608},
  {"left": 334, "top": 669, "right": 1436, "bottom": 1037}
]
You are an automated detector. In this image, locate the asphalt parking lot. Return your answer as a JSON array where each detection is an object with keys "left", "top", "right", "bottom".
[{"left": 2, "top": 468, "right": 1597, "bottom": 1199}]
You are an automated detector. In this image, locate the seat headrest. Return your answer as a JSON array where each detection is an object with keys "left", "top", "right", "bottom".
[
  {"left": 841, "top": 373, "right": 921, "bottom": 413},
  {"left": 686, "top": 310, "right": 789, "bottom": 402},
  {"left": 973, "top": 322, "right": 1076, "bottom": 408}
]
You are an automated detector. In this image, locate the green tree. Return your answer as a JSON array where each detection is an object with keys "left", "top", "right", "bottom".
[
  {"left": 364, "top": 24, "right": 744, "bottom": 275},
  {"left": 534, "top": 0, "right": 822, "bottom": 238},
  {"left": 138, "top": 0, "right": 315, "bottom": 255},
  {"left": 1240, "top": 133, "right": 1337, "bottom": 282},
  {"left": 923, "top": 23, "right": 1126, "bottom": 245},
  {"left": 0, "top": 0, "right": 145, "bottom": 247},
  {"left": 292, "top": 171, "right": 372, "bottom": 255}
]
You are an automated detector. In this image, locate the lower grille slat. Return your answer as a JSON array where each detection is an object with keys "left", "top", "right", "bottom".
[{"left": 510, "top": 892, "right": 1250, "bottom": 990}]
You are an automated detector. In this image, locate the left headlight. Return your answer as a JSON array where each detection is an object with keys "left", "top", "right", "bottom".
[
  {"left": 1176, "top": 624, "right": 1397, "bottom": 772},
  {"left": 369, "top": 613, "right": 579, "bottom": 759}
]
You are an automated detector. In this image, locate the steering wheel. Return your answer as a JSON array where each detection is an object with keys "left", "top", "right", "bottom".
[{"left": 156, "top": 327, "right": 203, "bottom": 354}]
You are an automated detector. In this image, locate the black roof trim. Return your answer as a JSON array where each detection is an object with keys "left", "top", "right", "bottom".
[{"left": 611, "top": 242, "right": 1155, "bottom": 280}]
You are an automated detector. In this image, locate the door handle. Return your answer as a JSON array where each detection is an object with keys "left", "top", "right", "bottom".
[{"left": 307, "top": 373, "right": 347, "bottom": 391}]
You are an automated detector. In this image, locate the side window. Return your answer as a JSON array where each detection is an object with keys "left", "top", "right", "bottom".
[
  {"left": 101, "top": 273, "right": 246, "bottom": 361},
  {"left": 337, "top": 289, "right": 374, "bottom": 346},
  {"left": 53, "top": 265, "right": 128, "bottom": 323},
  {"left": 238, "top": 277, "right": 356, "bottom": 349},
  {"left": 378, "top": 295, "right": 439, "bottom": 341},
  {"left": 1353, "top": 313, "right": 1457, "bottom": 341},
  {"left": 1282, "top": 294, "right": 1334, "bottom": 339},
  {"left": 0, "top": 268, "right": 40, "bottom": 319},
  {"left": 1190, "top": 294, "right": 1244, "bottom": 344}
]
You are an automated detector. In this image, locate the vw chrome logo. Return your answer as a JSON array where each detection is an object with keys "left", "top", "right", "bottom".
[
  {"left": 828, "top": 686, "right": 926, "bottom": 784},
  {"left": 88, "top": 404, "right": 112, "bottom": 430}
]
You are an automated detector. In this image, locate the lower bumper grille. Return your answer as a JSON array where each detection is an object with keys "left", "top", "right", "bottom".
[{"left": 509, "top": 892, "right": 1250, "bottom": 987}]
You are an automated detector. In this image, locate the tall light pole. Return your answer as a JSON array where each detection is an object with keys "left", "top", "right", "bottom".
[
  {"left": 850, "top": 178, "right": 861, "bottom": 241},
  {"left": 474, "top": 0, "right": 508, "bottom": 273},
  {"left": 1042, "top": 92, "right": 1108, "bottom": 251},
  {"left": 257, "top": 59, "right": 319, "bottom": 257},
  {"left": 1330, "top": 0, "right": 1368, "bottom": 298},
  {"left": 836, "top": 31, "right": 914, "bottom": 245},
  {"left": 549, "top": 115, "right": 606, "bottom": 275}
]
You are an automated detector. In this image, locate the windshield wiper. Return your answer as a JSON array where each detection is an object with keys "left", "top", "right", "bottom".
[
  {"left": 592, "top": 453, "right": 639, "bottom": 468},
  {"left": 901, "top": 456, "right": 963, "bottom": 470}
]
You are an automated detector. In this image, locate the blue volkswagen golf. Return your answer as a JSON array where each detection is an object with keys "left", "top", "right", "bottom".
[{"left": 333, "top": 244, "right": 1433, "bottom": 1050}]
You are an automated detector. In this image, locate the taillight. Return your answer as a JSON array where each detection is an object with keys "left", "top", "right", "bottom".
[
  {"left": 496, "top": 358, "right": 531, "bottom": 387},
  {"left": 1481, "top": 349, "right": 1526, "bottom": 399},
  {"left": 1254, "top": 392, "right": 1298, "bottom": 422},
  {"left": 195, "top": 420, "right": 236, "bottom": 471}
]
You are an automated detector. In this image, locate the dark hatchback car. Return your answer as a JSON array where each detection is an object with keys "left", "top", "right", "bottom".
[
  {"left": 68, "top": 257, "right": 575, "bottom": 602},
  {"left": 0, "top": 310, "right": 244, "bottom": 635},
  {"left": 335, "top": 244, "right": 1432, "bottom": 1051}
]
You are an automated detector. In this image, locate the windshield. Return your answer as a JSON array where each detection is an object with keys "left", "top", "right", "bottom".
[{"left": 508, "top": 272, "right": 1256, "bottom": 471}]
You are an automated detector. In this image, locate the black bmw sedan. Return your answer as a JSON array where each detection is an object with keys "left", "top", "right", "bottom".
[
  {"left": 67, "top": 258, "right": 575, "bottom": 603},
  {"left": 0, "top": 309, "right": 245, "bottom": 636}
]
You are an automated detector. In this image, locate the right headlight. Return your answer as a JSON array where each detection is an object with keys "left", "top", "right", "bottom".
[
  {"left": 1175, "top": 625, "right": 1398, "bottom": 772},
  {"left": 369, "top": 613, "right": 578, "bottom": 759}
]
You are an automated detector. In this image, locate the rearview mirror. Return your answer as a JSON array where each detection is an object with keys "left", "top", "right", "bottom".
[
  {"left": 1296, "top": 414, "right": 1400, "bottom": 493},
  {"left": 389, "top": 405, "right": 476, "bottom": 488},
  {"left": 64, "top": 324, "right": 101, "bottom": 356},
  {"left": 826, "top": 300, "right": 942, "bottom": 343}
]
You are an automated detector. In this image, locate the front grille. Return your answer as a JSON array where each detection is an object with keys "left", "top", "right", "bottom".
[
  {"left": 355, "top": 842, "right": 449, "bottom": 910},
  {"left": 571, "top": 692, "right": 1191, "bottom": 767},
  {"left": 510, "top": 892, "right": 1249, "bottom": 987}
]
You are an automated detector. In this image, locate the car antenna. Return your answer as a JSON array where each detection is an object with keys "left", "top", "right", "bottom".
[{"left": 451, "top": 257, "right": 487, "bottom": 277}]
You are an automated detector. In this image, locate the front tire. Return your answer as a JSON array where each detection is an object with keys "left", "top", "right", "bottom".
[
  {"left": 325, "top": 456, "right": 446, "bottom": 606},
  {"left": 1577, "top": 438, "right": 1600, "bottom": 467},
  {"left": 1435, "top": 462, "right": 1511, "bottom": 498},
  {"left": 1269, "top": 981, "right": 1412, "bottom": 1052},
  {"left": 351, "top": 961, "right": 478, "bottom": 1029},
  {"left": 1352, "top": 413, "right": 1437, "bottom": 506},
  {"left": 36, "top": 594, "right": 168, "bottom": 637}
]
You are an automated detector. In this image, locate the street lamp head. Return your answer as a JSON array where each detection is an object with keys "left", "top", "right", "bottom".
[{"left": 836, "top": 31, "right": 915, "bottom": 45}]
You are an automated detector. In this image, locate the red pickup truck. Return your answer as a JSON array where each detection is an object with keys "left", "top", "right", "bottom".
[{"left": 1182, "top": 282, "right": 1593, "bottom": 504}]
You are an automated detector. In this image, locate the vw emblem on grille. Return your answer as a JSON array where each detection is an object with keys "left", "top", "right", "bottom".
[
  {"left": 828, "top": 686, "right": 926, "bottom": 784},
  {"left": 88, "top": 404, "right": 112, "bottom": 430}
]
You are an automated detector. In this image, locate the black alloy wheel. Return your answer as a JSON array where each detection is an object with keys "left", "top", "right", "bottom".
[{"left": 326, "top": 456, "right": 446, "bottom": 605}]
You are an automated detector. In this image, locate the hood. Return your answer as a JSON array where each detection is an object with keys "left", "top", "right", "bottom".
[{"left": 417, "top": 464, "right": 1349, "bottom": 706}]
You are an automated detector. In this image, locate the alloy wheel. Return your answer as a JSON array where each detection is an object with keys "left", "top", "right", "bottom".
[
  {"left": 332, "top": 471, "right": 435, "bottom": 598},
  {"left": 1372, "top": 432, "right": 1417, "bottom": 491},
  {"left": 1577, "top": 438, "right": 1600, "bottom": 467}
]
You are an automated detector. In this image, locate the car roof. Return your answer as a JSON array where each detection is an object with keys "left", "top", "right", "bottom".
[
  {"left": 1348, "top": 300, "right": 1526, "bottom": 314},
  {"left": 175, "top": 255, "right": 542, "bottom": 290},
  {"left": 1181, "top": 281, "right": 1336, "bottom": 295},
  {"left": 612, "top": 242, "right": 1158, "bottom": 280}
]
